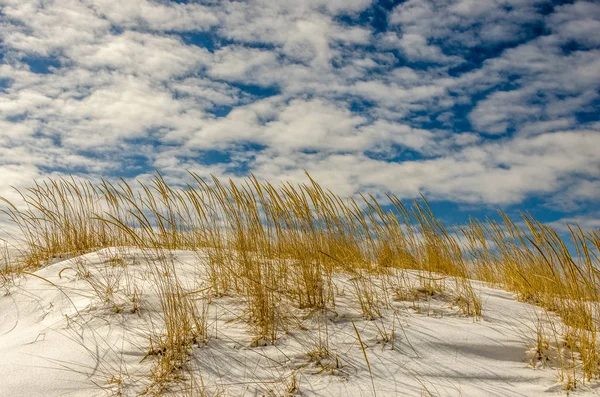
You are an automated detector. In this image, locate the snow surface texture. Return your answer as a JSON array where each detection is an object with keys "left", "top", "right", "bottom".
[{"left": 0, "top": 248, "right": 597, "bottom": 396}]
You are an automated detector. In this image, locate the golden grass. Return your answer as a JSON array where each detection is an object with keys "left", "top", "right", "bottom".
[{"left": 1, "top": 172, "right": 599, "bottom": 390}]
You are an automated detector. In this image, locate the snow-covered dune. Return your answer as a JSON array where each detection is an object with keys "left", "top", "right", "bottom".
[{"left": 0, "top": 248, "right": 597, "bottom": 396}]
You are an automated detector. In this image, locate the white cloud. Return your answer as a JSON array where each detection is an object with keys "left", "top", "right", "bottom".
[
  {"left": 209, "top": 46, "right": 279, "bottom": 81},
  {"left": 467, "top": 35, "right": 600, "bottom": 134},
  {"left": 469, "top": 89, "right": 542, "bottom": 134},
  {"left": 0, "top": 164, "right": 46, "bottom": 205},
  {"left": 258, "top": 98, "right": 368, "bottom": 152},
  {"left": 358, "top": 120, "right": 436, "bottom": 153},
  {"left": 390, "top": 0, "right": 546, "bottom": 47},
  {"left": 379, "top": 32, "right": 461, "bottom": 64},
  {"left": 88, "top": 0, "right": 218, "bottom": 31},
  {"left": 216, "top": 0, "right": 372, "bottom": 68},
  {"left": 1, "top": 0, "right": 111, "bottom": 56},
  {"left": 205, "top": 126, "right": 599, "bottom": 207},
  {"left": 549, "top": 1, "right": 600, "bottom": 47},
  {"left": 58, "top": 76, "right": 183, "bottom": 148},
  {"left": 519, "top": 118, "right": 576, "bottom": 135},
  {"left": 72, "top": 31, "right": 211, "bottom": 79},
  {"left": 546, "top": 216, "right": 600, "bottom": 233}
]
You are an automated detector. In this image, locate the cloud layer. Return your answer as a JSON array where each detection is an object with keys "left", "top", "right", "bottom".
[{"left": 0, "top": 0, "right": 599, "bottom": 228}]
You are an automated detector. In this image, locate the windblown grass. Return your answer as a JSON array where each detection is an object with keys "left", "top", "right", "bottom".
[{"left": 1, "top": 172, "right": 599, "bottom": 391}]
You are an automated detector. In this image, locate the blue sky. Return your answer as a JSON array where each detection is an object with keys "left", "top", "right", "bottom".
[{"left": 0, "top": 0, "right": 599, "bottom": 231}]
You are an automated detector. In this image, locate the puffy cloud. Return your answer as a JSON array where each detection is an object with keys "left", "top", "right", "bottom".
[
  {"left": 88, "top": 0, "right": 219, "bottom": 31},
  {"left": 72, "top": 31, "right": 212, "bottom": 79},
  {"left": 378, "top": 32, "right": 462, "bottom": 64},
  {"left": 389, "top": 0, "right": 547, "bottom": 48},
  {"left": 548, "top": 1, "right": 600, "bottom": 47},
  {"left": 1, "top": 0, "right": 111, "bottom": 56},
  {"left": 209, "top": 46, "right": 279, "bottom": 81}
]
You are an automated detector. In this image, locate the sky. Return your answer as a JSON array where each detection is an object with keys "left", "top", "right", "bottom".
[{"left": 0, "top": 0, "right": 599, "bottom": 231}]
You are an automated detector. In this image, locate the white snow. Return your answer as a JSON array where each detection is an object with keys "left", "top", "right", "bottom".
[{"left": 0, "top": 248, "right": 598, "bottom": 396}]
